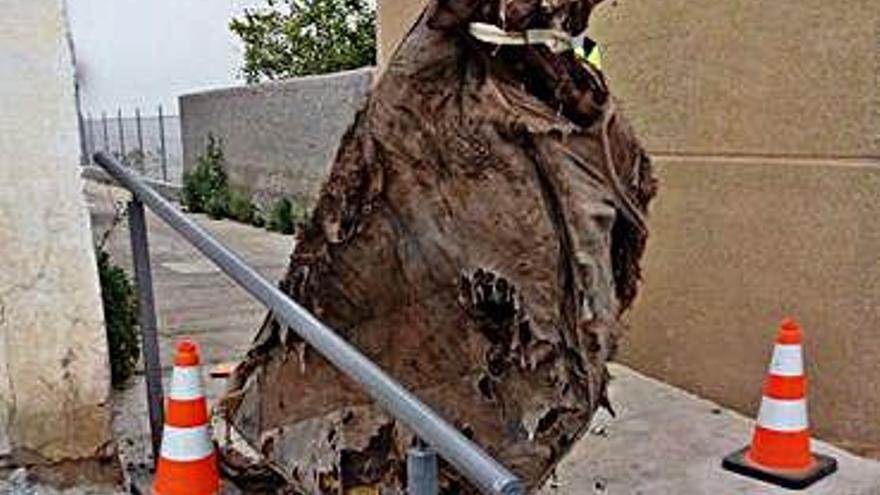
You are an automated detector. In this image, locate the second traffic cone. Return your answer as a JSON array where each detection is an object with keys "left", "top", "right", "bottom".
[
  {"left": 153, "top": 340, "right": 220, "bottom": 495},
  {"left": 722, "top": 318, "right": 837, "bottom": 489}
]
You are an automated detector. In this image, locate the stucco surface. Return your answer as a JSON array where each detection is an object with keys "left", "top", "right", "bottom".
[
  {"left": 590, "top": 0, "right": 880, "bottom": 158},
  {"left": 377, "top": 0, "right": 429, "bottom": 68},
  {"left": 379, "top": 0, "right": 880, "bottom": 158},
  {"left": 622, "top": 157, "right": 880, "bottom": 451},
  {"left": 179, "top": 69, "right": 372, "bottom": 207},
  {"left": 589, "top": 0, "right": 880, "bottom": 453},
  {"left": 0, "top": 0, "right": 112, "bottom": 463}
]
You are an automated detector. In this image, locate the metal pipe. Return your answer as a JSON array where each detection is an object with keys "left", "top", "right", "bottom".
[
  {"left": 117, "top": 108, "right": 126, "bottom": 159},
  {"left": 135, "top": 108, "right": 145, "bottom": 172},
  {"left": 157, "top": 105, "right": 168, "bottom": 182},
  {"left": 86, "top": 112, "right": 96, "bottom": 165},
  {"left": 94, "top": 151, "right": 523, "bottom": 495},
  {"left": 77, "top": 105, "right": 89, "bottom": 165},
  {"left": 128, "top": 198, "right": 165, "bottom": 461},
  {"left": 101, "top": 112, "right": 109, "bottom": 152},
  {"left": 408, "top": 444, "right": 439, "bottom": 495}
]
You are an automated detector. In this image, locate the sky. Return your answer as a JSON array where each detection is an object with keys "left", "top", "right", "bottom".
[{"left": 67, "top": 0, "right": 264, "bottom": 116}]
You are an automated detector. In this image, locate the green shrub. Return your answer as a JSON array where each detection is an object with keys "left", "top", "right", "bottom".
[
  {"left": 268, "top": 197, "right": 306, "bottom": 235},
  {"left": 268, "top": 197, "right": 294, "bottom": 234},
  {"left": 204, "top": 188, "right": 230, "bottom": 219},
  {"left": 96, "top": 247, "right": 140, "bottom": 387},
  {"left": 250, "top": 209, "right": 266, "bottom": 228},
  {"left": 182, "top": 135, "right": 229, "bottom": 215},
  {"left": 228, "top": 189, "right": 257, "bottom": 224},
  {"left": 182, "top": 135, "right": 302, "bottom": 233}
]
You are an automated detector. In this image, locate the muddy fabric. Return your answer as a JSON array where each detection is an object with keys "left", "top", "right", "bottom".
[{"left": 224, "top": 0, "right": 657, "bottom": 492}]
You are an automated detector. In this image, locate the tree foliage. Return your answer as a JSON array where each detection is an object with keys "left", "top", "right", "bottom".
[{"left": 230, "top": 0, "right": 376, "bottom": 82}]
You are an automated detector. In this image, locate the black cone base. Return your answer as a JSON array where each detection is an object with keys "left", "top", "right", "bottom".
[{"left": 722, "top": 447, "right": 837, "bottom": 490}]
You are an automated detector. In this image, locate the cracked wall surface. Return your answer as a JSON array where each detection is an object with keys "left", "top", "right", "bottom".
[{"left": 0, "top": 0, "right": 113, "bottom": 464}]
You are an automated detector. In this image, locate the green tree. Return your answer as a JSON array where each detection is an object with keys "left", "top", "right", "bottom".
[{"left": 230, "top": 0, "right": 376, "bottom": 82}]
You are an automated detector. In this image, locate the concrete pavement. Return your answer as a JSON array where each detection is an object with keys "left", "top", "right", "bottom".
[
  {"left": 86, "top": 181, "right": 291, "bottom": 369},
  {"left": 539, "top": 364, "right": 880, "bottom": 495}
]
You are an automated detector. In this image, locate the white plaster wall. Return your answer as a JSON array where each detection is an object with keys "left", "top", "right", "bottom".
[{"left": 0, "top": 0, "right": 112, "bottom": 462}]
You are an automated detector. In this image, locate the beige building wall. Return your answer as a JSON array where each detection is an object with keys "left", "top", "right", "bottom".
[
  {"left": 376, "top": 0, "right": 880, "bottom": 452},
  {"left": 0, "top": 0, "right": 113, "bottom": 465},
  {"left": 377, "top": 0, "right": 429, "bottom": 69},
  {"left": 591, "top": 0, "right": 880, "bottom": 453}
]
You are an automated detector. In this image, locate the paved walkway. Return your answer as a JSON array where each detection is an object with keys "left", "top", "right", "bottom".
[
  {"left": 540, "top": 364, "right": 880, "bottom": 495},
  {"left": 85, "top": 181, "right": 880, "bottom": 494},
  {"left": 86, "top": 181, "right": 291, "bottom": 476},
  {"left": 86, "top": 181, "right": 291, "bottom": 369}
]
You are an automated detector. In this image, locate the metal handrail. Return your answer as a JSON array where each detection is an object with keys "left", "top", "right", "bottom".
[{"left": 93, "top": 151, "right": 524, "bottom": 495}]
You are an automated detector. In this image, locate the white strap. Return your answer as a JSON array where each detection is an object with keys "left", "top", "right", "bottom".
[{"left": 469, "top": 22, "right": 581, "bottom": 54}]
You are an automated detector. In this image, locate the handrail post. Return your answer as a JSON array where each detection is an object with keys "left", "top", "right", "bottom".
[
  {"left": 128, "top": 198, "right": 165, "bottom": 462},
  {"left": 408, "top": 441, "right": 439, "bottom": 495},
  {"left": 158, "top": 105, "right": 168, "bottom": 182}
]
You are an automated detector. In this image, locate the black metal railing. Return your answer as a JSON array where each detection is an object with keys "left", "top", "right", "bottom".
[{"left": 93, "top": 151, "right": 524, "bottom": 495}]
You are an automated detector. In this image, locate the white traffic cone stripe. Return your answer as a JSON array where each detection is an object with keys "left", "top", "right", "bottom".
[
  {"left": 768, "top": 344, "right": 803, "bottom": 377},
  {"left": 169, "top": 366, "right": 204, "bottom": 401},
  {"left": 756, "top": 397, "right": 808, "bottom": 432},
  {"left": 160, "top": 425, "right": 214, "bottom": 462}
]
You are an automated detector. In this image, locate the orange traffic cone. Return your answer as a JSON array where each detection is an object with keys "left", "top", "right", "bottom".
[
  {"left": 153, "top": 340, "right": 220, "bottom": 495},
  {"left": 722, "top": 318, "right": 836, "bottom": 489}
]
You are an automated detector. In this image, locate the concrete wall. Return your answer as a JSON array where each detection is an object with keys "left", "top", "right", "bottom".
[
  {"left": 374, "top": 0, "right": 880, "bottom": 452},
  {"left": 0, "top": 0, "right": 112, "bottom": 465},
  {"left": 180, "top": 68, "right": 372, "bottom": 207},
  {"left": 589, "top": 0, "right": 880, "bottom": 453}
]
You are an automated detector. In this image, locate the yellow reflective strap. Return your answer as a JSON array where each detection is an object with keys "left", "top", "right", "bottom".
[
  {"left": 587, "top": 46, "right": 602, "bottom": 69},
  {"left": 346, "top": 486, "right": 379, "bottom": 495}
]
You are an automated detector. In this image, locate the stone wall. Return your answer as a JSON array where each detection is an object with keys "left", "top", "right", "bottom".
[
  {"left": 374, "top": 0, "right": 880, "bottom": 452},
  {"left": 0, "top": 0, "right": 112, "bottom": 465},
  {"left": 179, "top": 68, "right": 373, "bottom": 208}
]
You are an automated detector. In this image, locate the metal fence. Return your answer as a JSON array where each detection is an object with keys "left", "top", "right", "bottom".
[{"left": 82, "top": 107, "right": 183, "bottom": 184}]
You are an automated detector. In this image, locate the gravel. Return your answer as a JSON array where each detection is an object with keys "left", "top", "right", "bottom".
[{"left": 0, "top": 468, "right": 122, "bottom": 495}]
